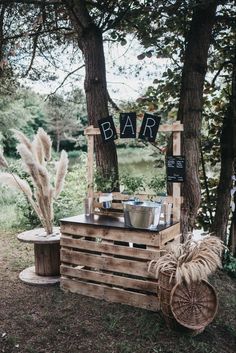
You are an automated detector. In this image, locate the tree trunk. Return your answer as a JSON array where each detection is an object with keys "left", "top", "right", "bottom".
[
  {"left": 65, "top": 0, "right": 119, "bottom": 185},
  {"left": 212, "top": 112, "right": 234, "bottom": 242},
  {"left": 0, "top": 4, "right": 6, "bottom": 79},
  {"left": 56, "top": 122, "right": 60, "bottom": 153},
  {"left": 214, "top": 44, "right": 236, "bottom": 248},
  {"left": 177, "top": 0, "right": 218, "bottom": 239},
  {"left": 81, "top": 25, "right": 119, "bottom": 182}
]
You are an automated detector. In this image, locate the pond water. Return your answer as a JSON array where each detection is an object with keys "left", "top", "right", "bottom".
[{"left": 117, "top": 147, "right": 165, "bottom": 181}]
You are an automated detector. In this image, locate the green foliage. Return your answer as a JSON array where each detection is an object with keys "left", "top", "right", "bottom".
[
  {"left": 53, "top": 156, "right": 87, "bottom": 223},
  {"left": 148, "top": 175, "right": 166, "bottom": 195},
  {"left": 67, "top": 150, "right": 82, "bottom": 159},
  {"left": 94, "top": 168, "right": 119, "bottom": 193},
  {"left": 197, "top": 176, "right": 218, "bottom": 230},
  {"left": 223, "top": 252, "right": 236, "bottom": 278},
  {"left": 120, "top": 174, "right": 145, "bottom": 194},
  {"left": 46, "top": 90, "right": 87, "bottom": 152},
  {"left": 0, "top": 87, "right": 87, "bottom": 156}
]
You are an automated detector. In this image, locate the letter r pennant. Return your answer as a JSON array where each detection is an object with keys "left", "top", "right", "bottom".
[{"left": 138, "top": 113, "right": 161, "bottom": 142}]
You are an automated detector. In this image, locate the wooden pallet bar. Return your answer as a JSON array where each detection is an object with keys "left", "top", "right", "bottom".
[
  {"left": 60, "top": 214, "right": 181, "bottom": 311},
  {"left": 60, "top": 121, "right": 183, "bottom": 311}
]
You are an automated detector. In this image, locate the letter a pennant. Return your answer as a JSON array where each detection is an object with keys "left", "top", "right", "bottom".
[{"left": 120, "top": 112, "right": 136, "bottom": 138}]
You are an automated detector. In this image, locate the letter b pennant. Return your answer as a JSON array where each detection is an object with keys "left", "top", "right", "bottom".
[
  {"left": 139, "top": 113, "right": 161, "bottom": 142},
  {"left": 98, "top": 116, "right": 118, "bottom": 143}
]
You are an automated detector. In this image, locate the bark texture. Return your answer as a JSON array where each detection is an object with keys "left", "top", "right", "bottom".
[
  {"left": 65, "top": 0, "right": 119, "bottom": 185},
  {"left": 177, "top": 0, "right": 218, "bottom": 238},
  {"left": 213, "top": 45, "right": 236, "bottom": 250},
  {"left": 212, "top": 112, "right": 234, "bottom": 242}
]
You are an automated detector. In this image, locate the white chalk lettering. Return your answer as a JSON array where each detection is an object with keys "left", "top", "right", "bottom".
[
  {"left": 101, "top": 122, "right": 114, "bottom": 140},
  {"left": 121, "top": 115, "right": 135, "bottom": 135},
  {"left": 143, "top": 118, "right": 156, "bottom": 138}
]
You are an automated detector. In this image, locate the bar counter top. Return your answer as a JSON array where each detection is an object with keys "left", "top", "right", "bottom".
[{"left": 60, "top": 213, "right": 177, "bottom": 233}]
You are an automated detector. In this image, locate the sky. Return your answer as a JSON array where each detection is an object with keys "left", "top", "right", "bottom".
[{"left": 20, "top": 37, "right": 169, "bottom": 102}]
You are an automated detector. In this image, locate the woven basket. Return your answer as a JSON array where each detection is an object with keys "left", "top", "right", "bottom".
[
  {"left": 158, "top": 271, "right": 218, "bottom": 334},
  {"left": 170, "top": 279, "right": 218, "bottom": 330},
  {"left": 158, "top": 270, "right": 177, "bottom": 328}
]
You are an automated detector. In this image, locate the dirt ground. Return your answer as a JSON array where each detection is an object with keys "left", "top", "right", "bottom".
[{"left": 0, "top": 230, "right": 235, "bottom": 353}]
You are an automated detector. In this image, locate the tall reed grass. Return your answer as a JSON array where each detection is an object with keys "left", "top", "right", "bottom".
[{"left": 0, "top": 128, "right": 68, "bottom": 235}]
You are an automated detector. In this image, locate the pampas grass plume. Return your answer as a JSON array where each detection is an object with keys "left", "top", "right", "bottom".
[
  {"left": 32, "top": 134, "right": 45, "bottom": 164},
  {"left": 37, "top": 128, "right": 52, "bottom": 161},
  {"left": 148, "top": 235, "right": 225, "bottom": 285},
  {"left": 54, "top": 150, "right": 68, "bottom": 198},
  {"left": 0, "top": 128, "right": 68, "bottom": 235},
  {"left": 12, "top": 129, "right": 32, "bottom": 152}
]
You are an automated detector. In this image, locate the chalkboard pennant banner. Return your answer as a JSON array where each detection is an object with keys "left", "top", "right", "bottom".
[
  {"left": 98, "top": 116, "right": 118, "bottom": 143},
  {"left": 120, "top": 112, "right": 136, "bottom": 138},
  {"left": 167, "top": 156, "right": 185, "bottom": 183},
  {"left": 138, "top": 113, "right": 161, "bottom": 142}
]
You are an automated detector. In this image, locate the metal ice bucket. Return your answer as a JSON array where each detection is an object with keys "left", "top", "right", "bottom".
[{"left": 123, "top": 200, "right": 162, "bottom": 229}]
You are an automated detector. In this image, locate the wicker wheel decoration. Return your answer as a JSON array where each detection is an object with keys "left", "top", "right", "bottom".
[{"left": 170, "top": 280, "right": 218, "bottom": 330}]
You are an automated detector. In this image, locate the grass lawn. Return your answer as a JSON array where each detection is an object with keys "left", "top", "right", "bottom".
[{"left": 0, "top": 230, "right": 235, "bottom": 353}]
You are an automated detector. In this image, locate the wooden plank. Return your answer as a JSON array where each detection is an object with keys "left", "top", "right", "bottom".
[
  {"left": 94, "top": 201, "right": 124, "bottom": 210},
  {"left": 159, "top": 223, "right": 181, "bottom": 246},
  {"left": 87, "top": 134, "right": 94, "bottom": 199},
  {"left": 93, "top": 210, "right": 123, "bottom": 217},
  {"left": 60, "top": 223, "right": 162, "bottom": 246},
  {"left": 61, "top": 277, "right": 160, "bottom": 311},
  {"left": 172, "top": 122, "right": 182, "bottom": 222},
  {"left": 94, "top": 192, "right": 174, "bottom": 204},
  {"left": 60, "top": 265, "right": 158, "bottom": 293},
  {"left": 165, "top": 233, "right": 181, "bottom": 250},
  {"left": 60, "top": 236, "right": 161, "bottom": 260},
  {"left": 84, "top": 123, "right": 184, "bottom": 135},
  {"left": 60, "top": 248, "right": 154, "bottom": 278}
]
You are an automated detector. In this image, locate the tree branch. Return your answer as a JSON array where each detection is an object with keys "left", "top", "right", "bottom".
[
  {"left": 107, "top": 90, "right": 121, "bottom": 112},
  {"left": 45, "top": 64, "right": 85, "bottom": 99},
  {"left": 3, "top": 27, "right": 74, "bottom": 42},
  {"left": 0, "top": 0, "right": 62, "bottom": 5},
  {"left": 211, "top": 60, "right": 230, "bottom": 86},
  {"left": 23, "top": 3, "right": 46, "bottom": 77}
]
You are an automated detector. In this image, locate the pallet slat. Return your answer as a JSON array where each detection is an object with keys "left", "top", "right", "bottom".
[
  {"left": 159, "top": 223, "right": 180, "bottom": 245},
  {"left": 61, "top": 249, "right": 154, "bottom": 278},
  {"left": 60, "top": 223, "right": 162, "bottom": 246},
  {"left": 60, "top": 265, "right": 158, "bottom": 293},
  {"left": 61, "top": 277, "right": 159, "bottom": 311},
  {"left": 61, "top": 236, "right": 162, "bottom": 260}
]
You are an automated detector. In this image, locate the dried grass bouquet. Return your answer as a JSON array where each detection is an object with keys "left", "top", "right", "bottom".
[
  {"left": 0, "top": 128, "right": 68, "bottom": 235},
  {"left": 148, "top": 235, "right": 225, "bottom": 285}
]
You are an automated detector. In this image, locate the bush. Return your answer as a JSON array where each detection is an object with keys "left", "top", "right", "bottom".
[
  {"left": 148, "top": 175, "right": 166, "bottom": 195},
  {"left": 223, "top": 252, "right": 236, "bottom": 278},
  {"left": 120, "top": 174, "right": 146, "bottom": 195},
  {"left": 53, "top": 155, "right": 87, "bottom": 223}
]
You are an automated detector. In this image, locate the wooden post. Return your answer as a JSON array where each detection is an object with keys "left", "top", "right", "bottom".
[
  {"left": 86, "top": 126, "right": 95, "bottom": 199},
  {"left": 172, "top": 121, "right": 181, "bottom": 222}
]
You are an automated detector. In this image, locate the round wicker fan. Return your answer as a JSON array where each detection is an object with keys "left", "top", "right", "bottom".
[{"left": 170, "top": 280, "right": 218, "bottom": 330}]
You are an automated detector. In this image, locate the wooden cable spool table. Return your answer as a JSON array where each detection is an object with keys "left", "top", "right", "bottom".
[{"left": 17, "top": 227, "right": 60, "bottom": 285}]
